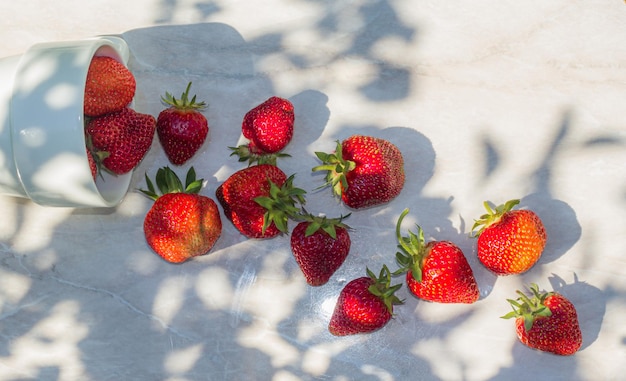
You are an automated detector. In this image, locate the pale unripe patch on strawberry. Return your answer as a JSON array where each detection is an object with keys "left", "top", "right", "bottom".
[{"left": 472, "top": 200, "right": 547, "bottom": 276}]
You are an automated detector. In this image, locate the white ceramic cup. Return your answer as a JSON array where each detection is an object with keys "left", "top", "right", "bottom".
[{"left": 0, "top": 36, "right": 134, "bottom": 207}]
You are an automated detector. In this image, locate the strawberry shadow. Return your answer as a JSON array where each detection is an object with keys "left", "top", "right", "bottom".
[{"left": 522, "top": 193, "right": 581, "bottom": 266}]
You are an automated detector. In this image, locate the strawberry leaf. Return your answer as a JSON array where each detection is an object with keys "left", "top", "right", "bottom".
[
  {"left": 501, "top": 283, "right": 554, "bottom": 332},
  {"left": 138, "top": 166, "right": 205, "bottom": 200},
  {"left": 471, "top": 199, "right": 521, "bottom": 237}
]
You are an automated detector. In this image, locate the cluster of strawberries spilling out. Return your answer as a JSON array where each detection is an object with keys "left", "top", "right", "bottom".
[
  {"left": 85, "top": 58, "right": 581, "bottom": 356},
  {"left": 84, "top": 56, "right": 155, "bottom": 179},
  {"left": 84, "top": 56, "right": 210, "bottom": 180}
]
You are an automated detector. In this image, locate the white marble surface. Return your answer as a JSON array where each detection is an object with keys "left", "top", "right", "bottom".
[{"left": 1, "top": 1, "right": 626, "bottom": 380}]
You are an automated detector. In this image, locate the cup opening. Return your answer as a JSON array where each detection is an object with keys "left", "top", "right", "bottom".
[{"left": 9, "top": 37, "right": 134, "bottom": 208}]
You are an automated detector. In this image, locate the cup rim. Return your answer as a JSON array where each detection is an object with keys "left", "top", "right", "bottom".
[{"left": 9, "top": 36, "right": 134, "bottom": 208}]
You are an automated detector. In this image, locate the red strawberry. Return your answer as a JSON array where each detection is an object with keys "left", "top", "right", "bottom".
[
  {"left": 139, "top": 167, "right": 222, "bottom": 264},
  {"left": 84, "top": 56, "right": 136, "bottom": 117},
  {"left": 290, "top": 211, "right": 351, "bottom": 286},
  {"left": 230, "top": 96, "right": 294, "bottom": 165},
  {"left": 313, "top": 135, "right": 405, "bottom": 209},
  {"left": 215, "top": 164, "right": 306, "bottom": 239},
  {"left": 472, "top": 199, "right": 547, "bottom": 275},
  {"left": 328, "top": 266, "right": 403, "bottom": 336},
  {"left": 86, "top": 107, "right": 156, "bottom": 175},
  {"left": 157, "top": 82, "right": 209, "bottom": 165},
  {"left": 502, "top": 283, "right": 582, "bottom": 356},
  {"left": 85, "top": 135, "right": 109, "bottom": 181},
  {"left": 87, "top": 147, "right": 98, "bottom": 181},
  {"left": 394, "top": 209, "right": 479, "bottom": 304}
]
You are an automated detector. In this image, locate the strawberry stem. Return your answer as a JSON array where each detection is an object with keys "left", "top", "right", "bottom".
[{"left": 393, "top": 208, "right": 427, "bottom": 283}]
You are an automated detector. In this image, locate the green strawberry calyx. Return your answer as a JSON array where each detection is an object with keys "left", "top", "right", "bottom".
[
  {"left": 470, "top": 199, "right": 520, "bottom": 237},
  {"left": 161, "top": 82, "right": 207, "bottom": 111},
  {"left": 254, "top": 174, "right": 307, "bottom": 234},
  {"left": 138, "top": 166, "right": 204, "bottom": 201},
  {"left": 312, "top": 140, "right": 356, "bottom": 198},
  {"left": 366, "top": 265, "right": 404, "bottom": 314},
  {"left": 229, "top": 144, "right": 291, "bottom": 166},
  {"left": 85, "top": 133, "right": 110, "bottom": 179},
  {"left": 393, "top": 208, "right": 429, "bottom": 283},
  {"left": 294, "top": 208, "right": 351, "bottom": 239},
  {"left": 501, "top": 283, "right": 553, "bottom": 332}
]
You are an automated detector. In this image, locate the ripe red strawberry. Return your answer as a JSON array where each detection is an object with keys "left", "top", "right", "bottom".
[
  {"left": 139, "top": 167, "right": 222, "bottom": 264},
  {"left": 215, "top": 164, "right": 306, "bottom": 239},
  {"left": 84, "top": 56, "right": 136, "bottom": 117},
  {"left": 157, "top": 82, "right": 209, "bottom": 165},
  {"left": 394, "top": 209, "right": 479, "bottom": 304},
  {"left": 328, "top": 266, "right": 403, "bottom": 336},
  {"left": 472, "top": 199, "right": 547, "bottom": 275},
  {"left": 230, "top": 96, "right": 294, "bottom": 165},
  {"left": 313, "top": 135, "right": 405, "bottom": 209},
  {"left": 86, "top": 107, "right": 156, "bottom": 175},
  {"left": 290, "top": 211, "right": 351, "bottom": 286},
  {"left": 502, "top": 283, "right": 582, "bottom": 355}
]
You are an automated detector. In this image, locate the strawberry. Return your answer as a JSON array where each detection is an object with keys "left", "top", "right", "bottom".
[
  {"left": 84, "top": 56, "right": 136, "bottom": 117},
  {"left": 230, "top": 96, "right": 294, "bottom": 165},
  {"left": 502, "top": 283, "right": 582, "bottom": 356},
  {"left": 471, "top": 199, "right": 547, "bottom": 275},
  {"left": 86, "top": 107, "right": 156, "bottom": 175},
  {"left": 290, "top": 211, "right": 351, "bottom": 286},
  {"left": 139, "top": 167, "right": 222, "bottom": 264},
  {"left": 157, "top": 82, "right": 209, "bottom": 165},
  {"left": 215, "top": 164, "right": 306, "bottom": 239},
  {"left": 328, "top": 266, "right": 403, "bottom": 336},
  {"left": 87, "top": 147, "right": 98, "bottom": 181},
  {"left": 394, "top": 209, "right": 479, "bottom": 304},
  {"left": 85, "top": 135, "right": 109, "bottom": 181},
  {"left": 312, "top": 135, "right": 405, "bottom": 209}
]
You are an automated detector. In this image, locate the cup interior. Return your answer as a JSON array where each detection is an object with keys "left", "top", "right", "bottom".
[{"left": 9, "top": 37, "right": 133, "bottom": 207}]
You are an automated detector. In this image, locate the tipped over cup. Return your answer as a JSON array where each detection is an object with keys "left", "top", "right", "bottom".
[{"left": 0, "top": 36, "right": 135, "bottom": 207}]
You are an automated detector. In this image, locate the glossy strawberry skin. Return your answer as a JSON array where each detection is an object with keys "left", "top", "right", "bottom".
[
  {"left": 515, "top": 293, "right": 582, "bottom": 355},
  {"left": 86, "top": 107, "right": 156, "bottom": 175},
  {"left": 242, "top": 96, "right": 294, "bottom": 154},
  {"left": 328, "top": 277, "right": 392, "bottom": 336},
  {"left": 290, "top": 222, "right": 351, "bottom": 286},
  {"left": 157, "top": 106, "right": 208, "bottom": 165},
  {"left": 84, "top": 56, "right": 136, "bottom": 117},
  {"left": 342, "top": 136, "right": 404, "bottom": 208},
  {"left": 144, "top": 193, "right": 222, "bottom": 263},
  {"left": 215, "top": 164, "right": 287, "bottom": 239},
  {"left": 477, "top": 209, "right": 547, "bottom": 275},
  {"left": 406, "top": 241, "right": 479, "bottom": 304}
]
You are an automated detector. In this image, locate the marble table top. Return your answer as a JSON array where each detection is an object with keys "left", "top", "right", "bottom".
[{"left": 1, "top": 1, "right": 625, "bottom": 380}]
